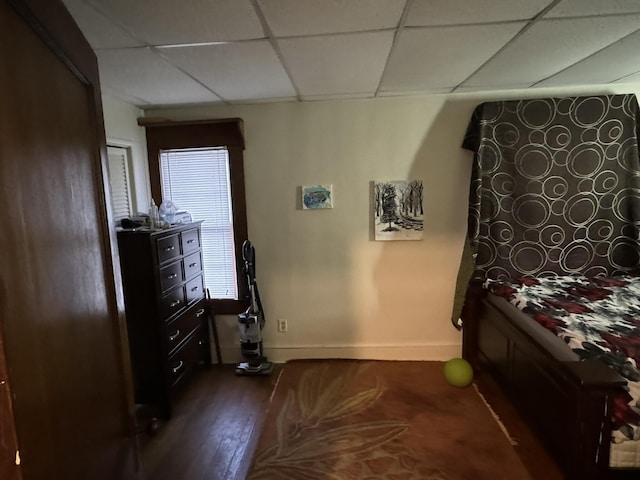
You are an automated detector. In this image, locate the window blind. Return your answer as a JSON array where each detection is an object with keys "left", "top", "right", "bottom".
[
  {"left": 160, "top": 147, "right": 237, "bottom": 299},
  {"left": 107, "top": 145, "right": 132, "bottom": 220}
]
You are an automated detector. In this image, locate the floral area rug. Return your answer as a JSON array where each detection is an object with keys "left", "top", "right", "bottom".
[{"left": 246, "top": 360, "right": 533, "bottom": 480}]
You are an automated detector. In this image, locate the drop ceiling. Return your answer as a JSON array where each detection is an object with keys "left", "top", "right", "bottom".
[{"left": 61, "top": 0, "right": 640, "bottom": 108}]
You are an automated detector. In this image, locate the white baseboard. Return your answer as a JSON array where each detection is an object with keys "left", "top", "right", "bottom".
[{"left": 212, "top": 343, "right": 463, "bottom": 365}]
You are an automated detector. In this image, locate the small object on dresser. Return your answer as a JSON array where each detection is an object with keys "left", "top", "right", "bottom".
[
  {"left": 148, "top": 199, "right": 159, "bottom": 229},
  {"left": 159, "top": 200, "right": 178, "bottom": 224},
  {"left": 173, "top": 210, "right": 192, "bottom": 224},
  {"left": 121, "top": 218, "right": 143, "bottom": 229}
]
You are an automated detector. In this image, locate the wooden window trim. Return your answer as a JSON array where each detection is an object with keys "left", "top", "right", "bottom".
[{"left": 141, "top": 118, "right": 249, "bottom": 314}]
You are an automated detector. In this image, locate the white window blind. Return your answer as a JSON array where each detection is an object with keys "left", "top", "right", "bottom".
[
  {"left": 107, "top": 145, "right": 132, "bottom": 220},
  {"left": 160, "top": 147, "right": 237, "bottom": 299}
]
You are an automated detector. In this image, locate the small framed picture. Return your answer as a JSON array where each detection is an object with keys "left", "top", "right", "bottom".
[
  {"left": 374, "top": 180, "right": 423, "bottom": 240},
  {"left": 302, "top": 184, "right": 333, "bottom": 209}
]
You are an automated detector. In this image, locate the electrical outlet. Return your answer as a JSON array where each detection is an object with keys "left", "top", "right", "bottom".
[{"left": 278, "top": 318, "right": 288, "bottom": 333}]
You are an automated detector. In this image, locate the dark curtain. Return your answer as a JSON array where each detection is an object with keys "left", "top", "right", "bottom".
[{"left": 462, "top": 94, "right": 640, "bottom": 281}]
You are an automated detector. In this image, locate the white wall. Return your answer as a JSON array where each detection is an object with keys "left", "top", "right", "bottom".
[
  {"left": 102, "top": 97, "right": 150, "bottom": 214},
  {"left": 108, "top": 83, "right": 640, "bottom": 364}
]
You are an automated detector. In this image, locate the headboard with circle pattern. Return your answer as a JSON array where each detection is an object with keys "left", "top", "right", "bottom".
[{"left": 463, "top": 94, "right": 640, "bottom": 280}]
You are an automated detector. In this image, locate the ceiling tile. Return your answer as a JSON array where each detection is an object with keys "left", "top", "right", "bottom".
[
  {"left": 277, "top": 31, "right": 394, "bottom": 97},
  {"left": 100, "top": 86, "right": 152, "bottom": 106},
  {"left": 256, "top": 0, "right": 405, "bottom": 37},
  {"left": 406, "top": 0, "right": 551, "bottom": 26},
  {"left": 62, "top": 0, "right": 143, "bottom": 48},
  {"left": 381, "top": 23, "right": 525, "bottom": 91},
  {"left": 536, "top": 29, "right": 640, "bottom": 87},
  {"left": 158, "top": 41, "right": 297, "bottom": 101},
  {"left": 461, "top": 15, "right": 640, "bottom": 88},
  {"left": 61, "top": 0, "right": 640, "bottom": 107},
  {"left": 455, "top": 84, "right": 532, "bottom": 93},
  {"left": 378, "top": 88, "right": 452, "bottom": 97},
  {"left": 545, "top": 0, "right": 640, "bottom": 18},
  {"left": 88, "top": 0, "right": 264, "bottom": 44},
  {"left": 613, "top": 70, "right": 640, "bottom": 84},
  {"left": 300, "top": 92, "right": 376, "bottom": 101},
  {"left": 96, "top": 48, "right": 221, "bottom": 106}
]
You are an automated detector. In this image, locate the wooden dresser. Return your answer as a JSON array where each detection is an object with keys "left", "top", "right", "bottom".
[{"left": 117, "top": 221, "right": 210, "bottom": 418}]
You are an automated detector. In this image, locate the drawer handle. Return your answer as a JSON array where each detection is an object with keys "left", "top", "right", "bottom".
[
  {"left": 168, "top": 330, "right": 180, "bottom": 341},
  {"left": 187, "top": 239, "right": 195, "bottom": 244},
  {"left": 170, "top": 299, "right": 181, "bottom": 308},
  {"left": 191, "top": 286, "right": 199, "bottom": 292},
  {"left": 167, "top": 273, "right": 178, "bottom": 279},
  {"left": 189, "top": 262, "right": 197, "bottom": 268},
  {"left": 164, "top": 246, "right": 175, "bottom": 252},
  {"left": 196, "top": 308, "right": 205, "bottom": 317},
  {"left": 172, "top": 361, "right": 184, "bottom": 374}
]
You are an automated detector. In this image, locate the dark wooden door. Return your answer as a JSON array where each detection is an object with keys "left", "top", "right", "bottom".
[{"left": 0, "top": 1, "right": 137, "bottom": 479}]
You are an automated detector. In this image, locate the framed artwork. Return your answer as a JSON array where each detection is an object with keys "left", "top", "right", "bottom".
[
  {"left": 374, "top": 180, "right": 423, "bottom": 240},
  {"left": 302, "top": 184, "right": 333, "bottom": 209}
]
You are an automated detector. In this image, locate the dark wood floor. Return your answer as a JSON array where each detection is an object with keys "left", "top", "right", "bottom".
[
  {"left": 140, "top": 364, "right": 282, "bottom": 480},
  {"left": 473, "top": 371, "right": 565, "bottom": 480},
  {"left": 138, "top": 363, "right": 564, "bottom": 480}
]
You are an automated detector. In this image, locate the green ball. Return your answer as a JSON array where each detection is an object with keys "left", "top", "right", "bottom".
[{"left": 444, "top": 358, "right": 473, "bottom": 387}]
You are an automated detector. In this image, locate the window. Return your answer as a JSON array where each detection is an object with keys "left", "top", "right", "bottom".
[
  {"left": 106, "top": 145, "right": 133, "bottom": 220},
  {"left": 141, "top": 118, "right": 248, "bottom": 314},
  {"left": 160, "top": 147, "right": 237, "bottom": 299}
]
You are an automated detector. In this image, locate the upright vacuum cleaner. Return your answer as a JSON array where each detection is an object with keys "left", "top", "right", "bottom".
[{"left": 235, "top": 240, "right": 274, "bottom": 376}]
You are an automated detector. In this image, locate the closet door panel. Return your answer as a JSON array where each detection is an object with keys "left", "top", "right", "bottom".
[{"left": 0, "top": 1, "right": 136, "bottom": 479}]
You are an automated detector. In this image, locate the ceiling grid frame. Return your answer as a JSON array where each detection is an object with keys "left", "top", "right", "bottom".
[{"left": 60, "top": 0, "right": 640, "bottom": 107}]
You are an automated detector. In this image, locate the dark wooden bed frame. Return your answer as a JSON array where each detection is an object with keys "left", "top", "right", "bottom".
[{"left": 461, "top": 280, "right": 640, "bottom": 480}]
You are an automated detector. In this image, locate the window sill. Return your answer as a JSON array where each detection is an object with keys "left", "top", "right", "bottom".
[{"left": 208, "top": 298, "right": 249, "bottom": 315}]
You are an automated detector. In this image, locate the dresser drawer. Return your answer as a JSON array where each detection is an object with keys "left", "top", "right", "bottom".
[
  {"left": 164, "top": 303, "right": 206, "bottom": 355},
  {"left": 160, "top": 285, "right": 185, "bottom": 320},
  {"left": 156, "top": 233, "right": 180, "bottom": 264},
  {"left": 167, "top": 327, "right": 208, "bottom": 387},
  {"left": 185, "top": 275, "right": 205, "bottom": 305},
  {"left": 184, "top": 252, "right": 202, "bottom": 279},
  {"left": 181, "top": 228, "right": 200, "bottom": 254},
  {"left": 159, "top": 259, "right": 183, "bottom": 292}
]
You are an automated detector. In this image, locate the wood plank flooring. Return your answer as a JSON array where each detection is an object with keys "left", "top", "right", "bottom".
[
  {"left": 140, "top": 364, "right": 281, "bottom": 480},
  {"left": 473, "top": 371, "right": 565, "bottom": 480},
  {"left": 139, "top": 363, "right": 564, "bottom": 480}
]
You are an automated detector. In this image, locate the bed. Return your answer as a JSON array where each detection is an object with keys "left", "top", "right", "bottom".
[{"left": 458, "top": 94, "right": 640, "bottom": 480}]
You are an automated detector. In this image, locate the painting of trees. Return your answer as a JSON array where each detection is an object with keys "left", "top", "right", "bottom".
[
  {"left": 374, "top": 180, "right": 423, "bottom": 240},
  {"left": 380, "top": 183, "right": 399, "bottom": 232}
]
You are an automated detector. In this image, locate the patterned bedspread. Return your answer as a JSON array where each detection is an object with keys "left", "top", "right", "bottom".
[{"left": 484, "top": 275, "right": 640, "bottom": 444}]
